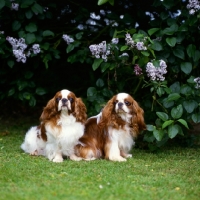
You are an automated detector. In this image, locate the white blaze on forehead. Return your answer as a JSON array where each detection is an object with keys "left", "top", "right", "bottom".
[
  {"left": 116, "top": 93, "right": 129, "bottom": 102},
  {"left": 61, "top": 89, "right": 71, "bottom": 99}
]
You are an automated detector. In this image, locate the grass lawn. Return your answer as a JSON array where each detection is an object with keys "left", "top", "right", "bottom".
[{"left": 0, "top": 116, "right": 200, "bottom": 200}]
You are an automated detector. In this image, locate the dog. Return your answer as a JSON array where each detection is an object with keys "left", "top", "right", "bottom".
[
  {"left": 21, "top": 89, "right": 87, "bottom": 162},
  {"left": 75, "top": 93, "right": 146, "bottom": 161}
]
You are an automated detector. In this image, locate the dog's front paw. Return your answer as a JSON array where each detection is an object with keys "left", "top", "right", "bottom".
[
  {"left": 109, "top": 156, "right": 127, "bottom": 162},
  {"left": 70, "top": 154, "right": 82, "bottom": 161},
  {"left": 30, "top": 150, "right": 38, "bottom": 156},
  {"left": 52, "top": 155, "right": 63, "bottom": 163}
]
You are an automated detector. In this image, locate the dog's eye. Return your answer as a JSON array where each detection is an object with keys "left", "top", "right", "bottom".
[
  {"left": 114, "top": 100, "right": 118, "bottom": 104},
  {"left": 125, "top": 101, "right": 131, "bottom": 106},
  {"left": 69, "top": 97, "right": 74, "bottom": 103},
  {"left": 56, "top": 97, "right": 61, "bottom": 102}
]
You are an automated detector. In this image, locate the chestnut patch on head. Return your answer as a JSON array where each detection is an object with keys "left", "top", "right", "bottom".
[{"left": 124, "top": 100, "right": 131, "bottom": 106}]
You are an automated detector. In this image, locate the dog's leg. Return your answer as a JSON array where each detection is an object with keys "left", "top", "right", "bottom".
[{"left": 106, "top": 142, "right": 127, "bottom": 162}]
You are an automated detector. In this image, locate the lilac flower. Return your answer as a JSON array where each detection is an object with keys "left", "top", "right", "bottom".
[
  {"left": 6, "top": 36, "right": 40, "bottom": 63},
  {"left": 31, "top": 44, "right": 41, "bottom": 54},
  {"left": 89, "top": 41, "right": 110, "bottom": 62},
  {"left": 187, "top": 0, "right": 200, "bottom": 14},
  {"left": 194, "top": 77, "right": 200, "bottom": 89},
  {"left": 119, "top": 53, "right": 129, "bottom": 57},
  {"left": 125, "top": 33, "right": 135, "bottom": 48},
  {"left": 125, "top": 33, "right": 147, "bottom": 50},
  {"left": 11, "top": 3, "right": 19, "bottom": 11},
  {"left": 135, "top": 42, "right": 147, "bottom": 50},
  {"left": 146, "top": 60, "right": 167, "bottom": 81},
  {"left": 111, "top": 38, "right": 119, "bottom": 44},
  {"left": 134, "top": 64, "right": 143, "bottom": 76},
  {"left": 62, "top": 34, "right": 74, "bottom": 44}
]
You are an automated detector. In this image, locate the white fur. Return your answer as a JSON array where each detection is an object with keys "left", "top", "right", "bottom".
[
  {"left": 21, "top": 126, "right": 46, "bottom": 156},
  {"left": 108, "top": 125, "right": 134, "bottom": 162},
  {"left": 45, "top": 112, "right": 85, "bottom": 162},
  {"left": 58, "top": 89, "right": 71, "bottom": 111}
]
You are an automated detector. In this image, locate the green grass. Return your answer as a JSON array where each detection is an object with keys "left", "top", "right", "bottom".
[{"left": 0, "top": 117, "right": 200, "bottom": 200}]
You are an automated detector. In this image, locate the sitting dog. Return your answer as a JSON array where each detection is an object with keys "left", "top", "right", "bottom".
[
  {"left": 21, "top": 89, "right": 87, "bottom": 162},
  {"left": 75, "top": 93, "right": 146, "bottom": 162}
]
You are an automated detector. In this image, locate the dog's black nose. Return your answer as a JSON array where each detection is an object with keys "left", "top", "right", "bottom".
[
  {"left": 62, "top": 98, "right": 68, "bottom": 104},
  {"left": 118, "top": 102, "right": 123, "bottom": 108}
]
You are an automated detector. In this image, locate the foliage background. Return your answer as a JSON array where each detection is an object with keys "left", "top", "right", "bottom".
[{"left": 0, "top": 0, "right": 200, "bottom": 149}]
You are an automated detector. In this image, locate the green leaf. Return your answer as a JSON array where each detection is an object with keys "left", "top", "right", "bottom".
[
  {"left": 21, "top": 0, "right": 34, "bottom": 8},
  {"left": 7, "top": 60, "right": 14, "bottom": 68},
  {"left": 31, "top": 3, "right": 43, "bottom": 14},
  {"left": 23, "top": 92, "right": 31, "bottom": 100},
  {"left": 153, "top": 129, "right": 165, "bottom": 141},
  {"left": 146, "top": 124, "right": 154, "bottom": 131},
  {"left": 98, "top": 0, "right": 109, "bottom": 5},
  {"left": 192, "top": 113, "right": 200, "bottom": 123},
  {"left": 43, "top": 30, "right": 54, "bottom": 37},
  {"left": 180, "top": 85, "right": 192, "bottom": 95},
  {"left": 12, "top": 21, "right": 21, "bottom": 31},
  {"left": 36, "top": 88, "right": 46, "bottom": 95},
  {"left": 66, "top": 44, "right": 74, "bottom": 53},
  {"left": 148, "top": 28, "right": 160, "bottom": 36},
  {"left": 120, "top": 45, "right": 128, "bottom": 51},
  {"left": 29, "top": 96, "right": 36, "bottom": 107},
  {"left": 75, "top": 32, "right": 83, "bottom": 40},
  {"left": 171, "top": 104, "right": 183, "bottom": 119},
  {"left": 173, "top": 48, "right": 185, "bottom": 59},
  {"left": 24, "top": 71, "right": 33, "bottom": 79},
  {"left": 101, "top": 62, "right": 110, "bottom": 72},
  {"left": 25, "top": 23, "right": 37, "bottom": 33},
  {"left": 87, "top": 87, "right": 97, "bottom": 97},
  {"left": 170, "top": 82, "right": 180, "bottom": 93},
  {"left": 150, "top": 41, "right": 163, "bottom": 51},
  {"left": 96, "top": 79, "right": 104, "bottom": 87},
  {"left": 8, "top": 88, "right": 15, "bottom": 96},
  {"left": 177, "top": 119, "right": 189, "bottom": 129},
  {"left": 162, "top": 120, "right": 174, "bottom": 129},
  {"left": 92, "top": 58, "right": 103, "bottom": 71},
  {"left": 26, "top": 33, "right": 36, "bottom": 44},
  {"left": 183, "top": 100, "right": 198, "bottom": 113},
  {"left": 168, "top": 124, "right": 179, "bottom": 139},
  {"left": 180, "top": 62, "right": 192, "bottom": 75},
  {"left": 141, "top": 51, "right": 149, "bottom": 56},
  {"left": 193, "top": 50, "right": 200, "bottom": 62},
  {"left": 187, "top": 44, "right": 196, "bottom": 58},
  {"left": 156, "top": 112, "right": 169, "bottom": 121},
  {"left": 167, "top": 93, "right": 181, "bottom": 101},
  {"left": 108, "top": 0, "right": 114, "bottom": 5},
  {"left": 0, "top": 0, "right": 5, "bottom": 9},
  {"left": 166, "top": 37, "right": 176, "bottom": 47},
  {"left": 25, "top": 10, "right": 33, "bottom": 19}
]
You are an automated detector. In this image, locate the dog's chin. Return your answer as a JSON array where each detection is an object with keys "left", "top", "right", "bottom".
[
  {"left": 61, "top": 105, "right": 69, "bottom": 111},
  {"left": 116, "top": 108, "right": 126, "bottom": 114}
]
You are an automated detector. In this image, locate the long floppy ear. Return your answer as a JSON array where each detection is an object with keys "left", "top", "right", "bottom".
[
  {"left": 98, "top": 96, "right": 116, "bottom": 128},
  {"left": 74, "top": 98, "right": 87, "bottom": 123},
  {"left": 40, "top": 98, "right": 57, "bottom": 121},
  {"left": 131, "top": 99, "right": 146, "bottom": 136}
]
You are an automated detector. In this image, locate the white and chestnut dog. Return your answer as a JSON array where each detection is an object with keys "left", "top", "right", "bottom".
[
  {"left": 21, "top": 89, "right": 87, "bottom": 162},
  {"left": 75, "top": 93, "right": 146, "bottom": 162}
]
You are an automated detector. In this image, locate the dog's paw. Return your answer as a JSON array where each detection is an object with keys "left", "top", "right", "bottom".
[
  {"left": 52, "top": 156, "right": 63, "bottom": 163},
  {"left": 70, "top": 154, "right": 82, "bottom": 161},
  {"left": 125, "top": 154, "right": 132, "bottom": 158},
  {"left": 109, "top": 156, "right": 127, "bottom": 162},
  {"left": 30, "top": 150, "right": 38, "bottom": 156}
]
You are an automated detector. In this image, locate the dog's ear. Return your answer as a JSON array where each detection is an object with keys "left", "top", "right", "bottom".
[
  {"left": 74, "top": 98, "right": 87, "bottom": 123},
  {"left": 40, "top": 98, "right": 57, "bottom": 121},
  {"left": 131, "top": 99, "right": 146, "bottom": 137},
  {"left": 98, "top": 95, "right": 117, "bottom": 128}
]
